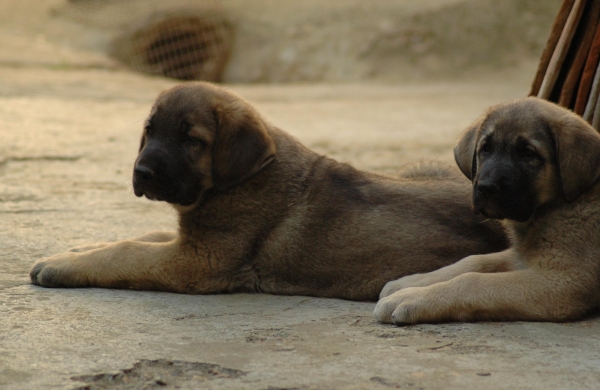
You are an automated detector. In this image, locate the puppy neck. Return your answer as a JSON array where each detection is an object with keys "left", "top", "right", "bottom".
[
  {"left": 171, "top": 187, "right": 217, "bottom": 215},
  {"left": 502, "top": 219, "right": 529, "bottom": 245},
  {"left": 501, "top": 197, "right": 564, "bottom": 247}
]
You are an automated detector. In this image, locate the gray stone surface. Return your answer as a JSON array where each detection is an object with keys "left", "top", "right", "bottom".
[{"left": 2, "top": 68, "right": 600, "bottom": 389}]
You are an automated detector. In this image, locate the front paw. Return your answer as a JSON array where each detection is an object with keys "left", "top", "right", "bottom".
[
  {"left": 30, "top": 253, "right": 88, "bottom": 288},
  {"left": 379, "top": 273, "right": 430, "bottom": 299},
  {"left": 68, "top": 242, "right": 110, "bottom": 253},
  {"left": 374, "top": 287, "right": 432, "bottom": 325}
]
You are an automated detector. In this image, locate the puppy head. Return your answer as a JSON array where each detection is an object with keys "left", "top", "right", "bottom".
[
  {"left": 132, "top": 82, "right": 276, "bottom": 206},
  {"left": 454, "top": 97, "right": 600, "bottom": 222}
]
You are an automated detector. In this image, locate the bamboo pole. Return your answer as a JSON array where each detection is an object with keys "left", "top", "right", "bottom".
[
  {"left": 559, "top": 0, "right": 600, "bottom": 108},
  {"left": 592, "top": 85, "right": 600, "bottom": 129},
  {"left": 583, "top": 59, "right": 600, "bottom": 122},
  {"left": 537, "top": 0, "right": 586, "bottom": 100},
  {"left": 574, "top": 22, "right": 600, "bottom": 115},
  {"left": 530, "top": 0, "right": 576, "bottom": 96}
]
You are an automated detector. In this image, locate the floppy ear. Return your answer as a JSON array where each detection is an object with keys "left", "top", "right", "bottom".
[
  {"left": 453, "top": 117, "right": 483, "bottom": 180},
  {"left": 549, "top": 114, "right": 600, "bottom": 202},
  {"left": 212, "top": 97, "right": 276, "bottom": 191}
]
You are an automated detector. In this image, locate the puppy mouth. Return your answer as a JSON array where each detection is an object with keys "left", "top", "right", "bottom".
[
  {"left": 474, "top": 206, "right": 504, "bottom": 220},
  {"left": 145, "top": 193, "right": 164, "bottom": 201},
  {"left": 134, "top": 185, "right": 197, "bottom": 206},
  {"left": 139, "top": 192, "right": 164, "bottom": 202},
  {"left": 133, "top": 186, "right": 144, "bottom": 198},
  {"left": 133, "top": 186, "right": 165, "bottom": 202},
  {"left": 473, "top": 199, "right": 534, "bottom": 222},
  {"left": 473, "top": 198, "right": 507, "bottom": 220}
]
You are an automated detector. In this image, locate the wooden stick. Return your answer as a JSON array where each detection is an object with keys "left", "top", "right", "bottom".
[
  {"left": 574, "top": 22, "right": 600, "bottom": 115},
  {"left": 583, "top": 59, "right": 600, "bottom": 122},
  {"left": 559, "top": 0, "right": 600, "bottom": 108},
  {"left": 530, "top": 0, "right": 576, "bottom": 96},
  {"left": 538, "top": 0, "right": 586, "bottom": 100},
  {"left": 592, "top": 85, "right": 600, "bottom": 129}
]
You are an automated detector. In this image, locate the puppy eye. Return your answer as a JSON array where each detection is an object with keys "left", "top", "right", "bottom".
[
  {"left": 144, "top": 125, "right": 153, "bottom": 136},
  {"left": 479, "top": 143, "right": 491, "bottom": 155},
  {"left": 180, "top": 121, "right": 191, "bottom": 133},
  {"left": 185, "top": 133, "right": 207, "bottom": 148},
  {"left": 522, "top": 147, "right": 539, "bottom": 160}
]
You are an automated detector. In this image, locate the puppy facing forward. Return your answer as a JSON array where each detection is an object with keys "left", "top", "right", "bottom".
[
  {"left": 376, "top": 96, "right": 600, "bottom": 323},
  {"left": 30, "top": 82, "right": 507, "bottom": 301}
]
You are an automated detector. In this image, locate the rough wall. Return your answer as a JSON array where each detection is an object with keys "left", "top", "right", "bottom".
[{"left": 49, "top": 0, "right": 561, "bottom": 82}]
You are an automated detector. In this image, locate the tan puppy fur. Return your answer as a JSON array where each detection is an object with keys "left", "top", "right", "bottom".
[
  {"left": 30, "top": 82, "right": 507, "bottom": 301},
  {"left": 376, "top": 97, "right": 600, "bottom": 323}
]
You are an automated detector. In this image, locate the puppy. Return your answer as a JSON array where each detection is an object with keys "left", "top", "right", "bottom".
[
  {"left": 375, "top": 96, "right": 600, "bottom": 323},
  {"left": 30, "top": 82, "right": 507, "bottom": 301}
]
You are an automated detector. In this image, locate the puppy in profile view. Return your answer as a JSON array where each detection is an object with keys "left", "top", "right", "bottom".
[{"left": 30, "top": 82, "right": 507, "bottom": 300}]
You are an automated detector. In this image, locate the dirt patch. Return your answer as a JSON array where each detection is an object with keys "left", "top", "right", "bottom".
[{"left": 71, "top": 360, "right": 246, "bottom": 389}]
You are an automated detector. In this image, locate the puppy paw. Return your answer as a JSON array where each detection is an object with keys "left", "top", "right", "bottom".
[
  {"left": 379, "top": 273, "right": 432, "bottom": 299},
  {"left": 68, "top": 243, "right": 110, "bottom": 253},
  {"left": 30, "top": 253, "right": 87, "bottom": 288},
  {"left": 135, "top": 231, "right": 177, "bottom": 243},
  {"left": 379, "top": 279, "right": 407, "bottom": 299},
  {"left": 374, "top": 287, "right": 431, "bottom": 325}
]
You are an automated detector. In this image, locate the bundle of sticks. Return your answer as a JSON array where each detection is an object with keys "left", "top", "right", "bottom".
[{"left": 530, "top": 0, "right": 600, "bottom": 129}]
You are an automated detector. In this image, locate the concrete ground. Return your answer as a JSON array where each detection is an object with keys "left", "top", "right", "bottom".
[
  {"left": 2, "top": 1, "right": 600, "bottom": 390},
  {"left": 2, "top": 66, "right": 600, "bottom": 390}
]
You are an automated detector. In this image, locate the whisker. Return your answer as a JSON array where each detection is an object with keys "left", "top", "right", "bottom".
[{"left": 119, "top": 177, "right": 134, "bottom": 195}]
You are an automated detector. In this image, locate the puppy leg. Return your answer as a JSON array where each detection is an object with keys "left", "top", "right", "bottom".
[
  {"left": 129, "top": 231, "right": 177, "bottom": 243},
  {"left": 380, "top": 249, "right": 521, "bottom": 298},
  {"left": 31, "top": 238, "right": 228, "bottom": 294},
  {"left": 375, "top": 269, "right": 589, "bottom": 324},
  {"left": 68, "top": 231, "right": 177, "bottom": 253}
]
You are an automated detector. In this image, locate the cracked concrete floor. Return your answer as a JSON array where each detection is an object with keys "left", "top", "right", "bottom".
[{"left": 1, "top": 66, "right": 600, "bottom": 389}]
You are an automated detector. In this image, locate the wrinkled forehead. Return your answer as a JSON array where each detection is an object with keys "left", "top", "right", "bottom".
[
  {"left": 478, "top": 101, "right": 552, "bottom": 147},
  {"left": 147, "top": 86, "right": 215, "bottom": 127}
]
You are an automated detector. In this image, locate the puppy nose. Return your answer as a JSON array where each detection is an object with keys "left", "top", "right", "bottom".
[
  {"left": 477, "top": 181, "right": 500, "bottom": 195},
  {"left": 134, "top": 164, "right": 154, "bottom": 181}
]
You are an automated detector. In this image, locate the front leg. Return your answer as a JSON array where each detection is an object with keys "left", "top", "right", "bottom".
[
  {"left": 380, "top": 249, "right": 522, "bottom": 298},
  {"left": 30, "top": 237, "right": 229, "bottom": 294},
  {"left": 68, "top": 231, "right": 177, "bottom": 253},
  {"left": 374, "top": 269, "right": 590, "bottom": 324}
]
